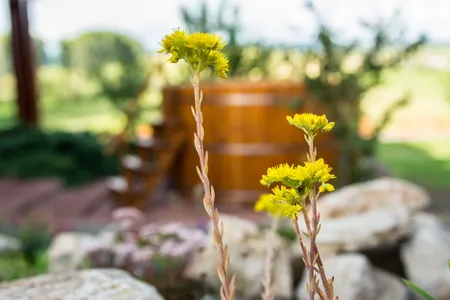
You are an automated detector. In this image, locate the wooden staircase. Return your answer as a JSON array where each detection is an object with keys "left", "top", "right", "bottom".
[{"left": 106, "top": 119, "right": 185, "bottom": 209}]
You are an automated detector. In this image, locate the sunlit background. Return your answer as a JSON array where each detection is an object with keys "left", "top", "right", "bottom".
[
  {"left": 1, "top": 1, "right": 449, "bottom": 195},
  {"left": 1, "top": 0, "right": 450, "bottom": 202}
]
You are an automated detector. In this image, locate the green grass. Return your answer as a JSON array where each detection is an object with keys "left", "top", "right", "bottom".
[
  {"left": 0, "top": 92, "right": 162, "bottom": 134},
  {"left": 0, "top": 98, "right": 126, "bottom": 133},
  {"left": 377, "top": 141, "right": 450, "bottom": 189},
  {"left": 41, "top": 98, "right": 126, "bottom": 133},
  {"left": 362, "top": 66, "right": 450, "bottom": 124},
  {"left": 381, "top": 67, "right": 449, "bottom": 101},
  {"left": 0, "top": 250, "right": 48, "bottom": 282},
  {"left": 0, "top": 65, "right": 162, "bottom": 133}
]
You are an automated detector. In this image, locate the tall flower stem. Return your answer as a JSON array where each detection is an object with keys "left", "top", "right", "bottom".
[
  {"left": 191, "top": 72, "right": 235, "bottom": 300},
  {"left": 305, "top": 136, "right": 334, "bottom": 300},
  {"left": 261, "top": 216, "right": 279, "bottom": 300}
]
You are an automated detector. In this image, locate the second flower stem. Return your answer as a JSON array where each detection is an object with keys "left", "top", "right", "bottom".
[{"left": 191, "top": 72, "right": 234, "bottom": 300}]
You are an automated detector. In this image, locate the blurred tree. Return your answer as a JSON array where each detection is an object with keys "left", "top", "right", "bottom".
[
  {"left": 0, "top": 33, "right": 47, "bottom": 74},
  {"left": 60, "top": 31, "right": 148, "bottom": 112},
  {"left": 300, "top": 3, "right": 426, "bottom": 184},
  {"left": 180, "top": 0, "right": 271, "bottom": 78}
]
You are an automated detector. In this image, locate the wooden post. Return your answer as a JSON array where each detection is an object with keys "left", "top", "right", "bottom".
[{"left": 9, "top": 0, "right": 39, "bottom": 126}]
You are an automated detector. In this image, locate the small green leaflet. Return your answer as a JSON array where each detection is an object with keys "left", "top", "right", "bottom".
[{"left": 403, "top": 280, "right": 434, "bottom": 300}]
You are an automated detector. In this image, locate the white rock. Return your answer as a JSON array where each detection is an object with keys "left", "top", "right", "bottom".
[
  {"left": 0, "top": 234, "right": 20, "bottom": 254},
  {"left": 0, "top": 269, "right": 164, "bottom": 300},
  {"left": 185, "top": 221, "right": 293, "bottom": 299},
  {"left": 48, "top": 232, "right": 97, "bottom": 273},
  {"left": 374, "top": 269, "right": 409, "bottom": 300},
  {"left": 315, "top": 177, "right": 430, "bottom": 218},
  {"left": 297, "top": 253, "right": 376, "bottom": 300},
  {"left": 296, "top": 254, "right": 408, "bottom": 300},
  {"left": 288, "top": 237, "right": 337, "bottom": 260},
  {"left": 297, "top": 207, "right": 412, "bottom": 252},
  {"left": 401, "top": 213, "right": 450, "bottom": 299},
  {"left": 206, "top": 214, "right": 260, "bottom": 246}
]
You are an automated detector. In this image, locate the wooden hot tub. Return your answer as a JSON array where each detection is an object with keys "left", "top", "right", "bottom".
[{"left": 162, "top": 80, "right": 341, "bottom": 205}]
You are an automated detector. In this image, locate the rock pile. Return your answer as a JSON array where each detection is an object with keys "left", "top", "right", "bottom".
[{"left": 4, "top": 177, "right": 448, "bottom": 300}]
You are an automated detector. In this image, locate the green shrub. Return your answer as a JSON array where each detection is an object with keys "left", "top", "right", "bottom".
[
  {"left": 0, "top": 125, "right": 119, "bottom": 186},
  {"left": 0, "top": 219, "right": 51, "bottom": 282}
]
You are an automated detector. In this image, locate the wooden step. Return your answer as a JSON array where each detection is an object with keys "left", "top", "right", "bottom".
[
  {"left": 120, "top": 154, "right": 158, "bottom": 178},
  {"left": 130, "top": 138, "right": 167, "bottom": 162},
  {"left": 150, "top": 118, "right": 182, "bottom": 139},
  {"left": 130, "top": 128, "right": 185, "bottom": 163},
  {"left": 106, "top": 176, "right": 148, "bottom": 195},
  {"left": 106, "top": 176, "right": 148, "bottom": 208},
  {"left": 110, "top": 129, "right": 187, "bottom": 209}
]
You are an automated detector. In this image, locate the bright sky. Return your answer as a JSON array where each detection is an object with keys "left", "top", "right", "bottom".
[{"left": 1, "top": 0, "right": 449, "bottom": 50}]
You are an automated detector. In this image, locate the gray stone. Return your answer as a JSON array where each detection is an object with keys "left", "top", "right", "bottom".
[
  {"left": 186, "top": 215, "right": 293, "bottom": 299},
  {"left": 295, "top": 253, "right": 408, "bottom": 300},
  {"left": 47, "top": 232, "right": 97, "bottom": 273},
  {"left": 296, "top": 207, "right": 412, "bottom": 253},
  {"left": 0, "top": 268, "right": 164, "bottom": 300},
  {"left": 205, "top": 214, "right": 260, "bottom": 246},
  {"left": 315, "top": 177, "right": 430, "bottom": 218},
  {"left": 400, "top": 213, "right": 450, "bottom": 300},
  {"left": 374, "top": 269, "right": 409, "bottom": 300},
  {"left": 0, "top": 234, "right": 20, "bottom": 254}
]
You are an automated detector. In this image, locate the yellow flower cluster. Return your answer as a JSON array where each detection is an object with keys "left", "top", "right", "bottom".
[
  {"left": 255, "top": 113, "right": 336, "bottom": 218},
  {"left": 254, "top": 187, "right": 302, "bottom": 219},
  {"left": 286, "top": 113, "right": 335, "bottom": 137},
  {"left": 257, "top": 159, "right": 335, "bottom": 218},
  {"left": 158, "top": 28, "right": 229, "bottom": 78},
  {"left": 261, "top": 158, "right": 335, "bottom": 192}
]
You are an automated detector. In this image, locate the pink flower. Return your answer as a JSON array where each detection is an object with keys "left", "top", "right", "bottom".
[
  {"left": 113, "top": 243, "right": 137, "bottom": 267},
  {"left": 85, "top": 244, "right": 114, "bottom": 267},
  {"left": 131, "top": 247, "right": 154, "bottom": 264},
  {"left": 178, "top": 228, "right": 207, "bottom": 242},
  {"left": 158, "top": 222, "right": 186, "bottom": 235},
  {"left": 167, "top": 243, "right": 192, "bottom": 258},
  {"left": 112, "top": 207, "right": 145, "bottom": 223},
  {"left": 159, "top": 239, "right": 193, "bottom": 258},
  {"left": 121, "top": 231, "right": 138, "bottom": 244},
  {"left": 144, "top": 234, "right": 160, "bottom": 246},
  {"left": 138, "top": 224, "right": 158, "bottom": 238}
]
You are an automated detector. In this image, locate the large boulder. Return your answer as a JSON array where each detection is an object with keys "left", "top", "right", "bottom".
[
  {"left": 295, "top": 253, "right": 408, "bottom": 300},
  {"left": 294, "top": 177, "right": 430, "bottom": 254},
  {"left": 0, "top": 269, "right": 164, "bottom": 300},
  {"left": 205, "top": 214, "right": 260, "bottom": 246},
  {"left": 400, "top": 213, "right": 450, "bottom": 299},
  {"left": 297, "top": 207, "right": 412, "bottom": 253},
  {"left": 315, "top": 177, "right": 430, "bottom": 218}
]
